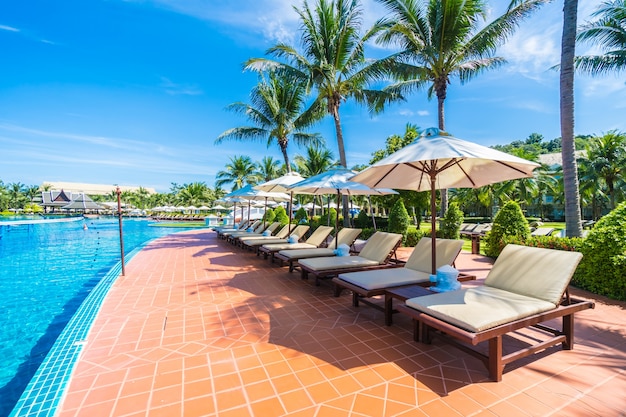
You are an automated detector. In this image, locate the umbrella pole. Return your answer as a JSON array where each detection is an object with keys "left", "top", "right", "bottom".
[
  {"left": 335, "top": 190, "right": 340, "bottom": 249},
  {"left": 116, "top": 187, "right": 126, "bottom": 276},
  {"left": 430, "top": 173, "right": 437, "bottom": 275},
  {"left": 368, "top": 196, "right": 377, "bottom": 231},
  {"left": 288, "top": 192, "right": 293, "bottom": 233},
  {"left": 247, "top": 200, "right": 251, "bottom": 223},
  {"left": 263, "top": 197, "right": 268, "bottom": 228},
  {"left": 327, "top": 198, "right": 330, "bottom": 227}
]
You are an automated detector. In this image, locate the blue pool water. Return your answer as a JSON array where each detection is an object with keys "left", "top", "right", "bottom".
[{"left": 0, "top": 217, "right": 195, "bottom": 416}]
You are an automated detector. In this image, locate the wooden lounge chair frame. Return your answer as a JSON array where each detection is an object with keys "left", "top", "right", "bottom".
[
  {"left": 396, "top": 245, "right": 595, "bottom": 381},
  {"left": 300, "top": 232, "right": 404, "bottom": 286},
  {"left": 332, "top": 238, "right": 467, "bottom": 314}
]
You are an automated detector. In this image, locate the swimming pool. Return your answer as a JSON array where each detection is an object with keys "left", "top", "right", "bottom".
[{"left": 0, "top": 218, "right": 196, "bottom": 416}]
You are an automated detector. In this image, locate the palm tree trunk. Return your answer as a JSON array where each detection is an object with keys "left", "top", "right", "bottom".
[
  {"left": 437, "top": 91, "right": 448, "bottom": 218},
  {"left": 560, "top": 0, "right": 583, "bottom": 237},
  {"left": 280, "top": 142, "right": 292, "bottom": 173},
  {"left": 331, "top": 103, "right": 351, "bottom": 226}
]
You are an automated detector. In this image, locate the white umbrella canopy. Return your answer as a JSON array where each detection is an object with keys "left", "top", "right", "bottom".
[
  {"left": 255, "top": 172, "right": 306, "bottom": 232},
  {"left": 225, "top": 184, "right": 290, "bottom": 224},
  {"left": 352, "top": 127, "right": 540, "bottom": 274}
]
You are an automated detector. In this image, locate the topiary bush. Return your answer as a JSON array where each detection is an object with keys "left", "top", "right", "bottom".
[
  {"left": 320, "top": 207, "right": 338, "bottom": 227},
  {"left": 273, "top": 205, "right": 289, "bottom": 226},
  {"left": 294, "top": 207, "right": 308, "bottom": 224},
  {"left": 440, "top": 202, "right": 464, "bottom": 239},
  {"left": 388, "top": 199, "right": 410, "bottom": 241},
  {"left": 574, "top": 202, "right": 626, "bottom": 300},
  {"left": 359, "top": 228, "right": 375, "bottom": 240},
  {"left": 405, "top": 228, "right": 424, "bottom": 247},
  {"left": 263, "top": 207, "right": 275, "bottom": 224},
  {"left": 355, "top": 210, "right": 371, "bottom": 229},
  {"left": 484, "top": 201, "right": 530, "bottom": 258}
]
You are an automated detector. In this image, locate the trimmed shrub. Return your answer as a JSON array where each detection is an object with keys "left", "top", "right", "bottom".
[
  {"left": 440, "top": 202, "right": 464, "bottom": 239},
  {"left": 484, "top": 201, "right": 530, "bottom": 258},
  {"left": 359, "top": 228, "right": 375, "bottom": 240},
  {"left": 262, "top": 207, "right": 275, "bottom": 224},
  {"left": 405, "top": 228, "right": 424, "bottom": 248},
  {"left": 273, "top": 205, "right": 289, "bottom": 226},
  {"left": 320, "top": 207, "right": 338, "bottom": 227},
  {"left": 388, "top": 199, "right": 410, "bottom": 242},
  {"left": 574, "top": 202, "right": 626, "bottom": 300},
  {"left": 294, "top": 207, "right": 308, "bottom": 224},
  {"left": 355, "top": 210, "right": 371, "bottom": 229}
]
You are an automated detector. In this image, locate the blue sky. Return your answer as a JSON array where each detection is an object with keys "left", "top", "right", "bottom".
[{"left": 0, "top": 0, "right": 623, "bottom": 193}]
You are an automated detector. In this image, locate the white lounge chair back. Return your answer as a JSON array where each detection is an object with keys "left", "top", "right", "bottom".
[
  {"left": 328, "top": 228, "right": 362, "bottom": 248},
  {"left": 263, "top": 222, "right": 281, "bottom": 235},
  {"left": 404, "top": 238, "right": 464, "bottom": 272},
  {"left": 252, "top": 222, "right": 266, "bottom": 234},
  {"left": 273, "top": 224, "right": 291, "bottom": 239},
  {"left": 288, "top": 225, "right": 310, "bottom": 240},
  {"left": 245, "top": 220, "right": 261, "bottom": 231},
  {"left": 485, "top": 244, "right": 583, "bottom": 305},
  {"left": 358, "top": 232, "right": 403, "bottom": 263},
  {"left": 305, "top": 226, "right": 334, "bottom": 247}
]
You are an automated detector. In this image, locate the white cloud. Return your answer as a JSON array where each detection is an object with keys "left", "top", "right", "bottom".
[
  {"left": 417, "top": 110, "right": 429, "bottom": 116},
  {"left": 0, "top": 24, "right": 19, "bottom": 32},
  {"left": 159, "top": 77, "right": 203, "bottom": 96}
]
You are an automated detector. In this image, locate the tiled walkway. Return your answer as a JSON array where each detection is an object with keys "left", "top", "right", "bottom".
[{"left": 57, "top": 230, "right": 626, "bottom": 416}]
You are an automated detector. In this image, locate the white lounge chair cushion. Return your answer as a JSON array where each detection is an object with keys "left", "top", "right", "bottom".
[
  {"left": 404, "top": 238, "right": 463, "bottom": 272},
  {"left": 338, "top": 268, "right": 431, "bottom": 290},
  {"left": 485, "top": 244, "right": 583, "bottom": 305},
  {"left": 241, "top": 238, "right": 288, "bottom": 246},
  {"left": 278, "top": 248, "right": 336, "bottom": 260},
  {"left": 358, "top": 232, "right": 402, "bottom": 263},
  {"left": 405, "top": 286, "right": 556, "bottom": 332},
  {"left": 299, "top": 256, "right": 379, "bottom": 272},
  {"left": 262, "top": 242, "right": 317, "bottom": 251}
]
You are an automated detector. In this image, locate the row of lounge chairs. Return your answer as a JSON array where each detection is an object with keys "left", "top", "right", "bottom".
[{"left": 211, "top": 222, "right": 595, "bottom": 381}]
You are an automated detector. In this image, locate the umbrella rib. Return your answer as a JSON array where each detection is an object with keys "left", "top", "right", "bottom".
[{"left": 496, "top": 160, "right": 533, "bottom": 176}]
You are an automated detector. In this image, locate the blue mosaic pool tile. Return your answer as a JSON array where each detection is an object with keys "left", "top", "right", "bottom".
[{"left": 9, "top": 247, "right": 143, "bottom": 417}]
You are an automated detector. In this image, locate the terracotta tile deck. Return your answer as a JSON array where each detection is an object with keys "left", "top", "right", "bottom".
[{"left": 57, "top": 230, "right": 626, "bottom": 417}]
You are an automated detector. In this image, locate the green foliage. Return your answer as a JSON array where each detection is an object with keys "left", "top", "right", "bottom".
[
  {"left": 273, "top": 205, "right": 289, "bottom": 225},
  {"left": 500, "top": 235, "right": 584, "bottom": 252},
  {"left": 388, "top": 199, "right": 410, "bottom": 239},
  {"left": 263, "top": 207, "right": 275, "bottom": 223},
  {"left": 294, "top": 207, "right": 308, "bottom": 223},
  {"left": 355, "top": 210, "right": 371, "bottom": 229},
  {"left": 359, "top": 228, "right": 375, "bottom": 240},
  {"left": 320, "top": 207, "right": 338, "bottom": 227},
  {"left": 484, "top": 201, "right": 530, "bottom": 258},
  {"left": 405, "top": 228, "right": 424, "bottom": 248},
  {"left": 574, "top": 202, "right": 626, "bottom": 300},
  {"left": 440, "top": 202, "right": 464, "bottom": 239}
]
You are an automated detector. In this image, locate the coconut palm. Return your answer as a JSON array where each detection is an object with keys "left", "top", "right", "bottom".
[
  {"left": 216, "top": 72, "right": 324, "bottom": 172},
  {"left": 255, "top": 156, "right": 284, "bottom": 182},
  {"left": 576, "top": 0, "right": 626, "bottom": 75},
  {"left": 215, "top": 155, "right": 260, "bottom": 191},
  {"left": 374, "top": 0, "right": 546, "bottom": 214},
  {"left": 294, "top": 144, "right": 338, "bottom": 210},
  {"left": 176, "top": 182, "right": 213, "bottom": 207},
  {"left": 583, "top": 130, "right": 626, "bottom": 210},
  {"left": 560, "top": 0, "right": 583, "bottom": 236}
]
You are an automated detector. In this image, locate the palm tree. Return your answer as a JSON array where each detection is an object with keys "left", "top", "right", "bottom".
[
  {"left": 176, "top": 182, "right": 213, "bottom": 206},
  {"left": 583, "top": 130, "right": 626, "bottom": 210},
  {"left": 215, "top": 155, "right": 260, "bottom": 191},
  {"left": 256, "top": 156, "right": 284, "bottom": 182},
  {"left": 575, "top": 0, "right": 626, "bottom": 74},
  {"left": 374, "top": 0, "right": 546, "bottom": 215},
  {"left": 246, "top": 0, "right": 397, "bottom": 225},
  {"left": 216, "top": 72, "right": 324, "bottom": 171},
  {"left": 560, "top": 0, "right": 583, "bottom": 237},
  {"left": 7, "top": 182, "right": 26, "bottom": 209},
  {"left": 294, "top": 145, "right": 338, "bottom": 211}
]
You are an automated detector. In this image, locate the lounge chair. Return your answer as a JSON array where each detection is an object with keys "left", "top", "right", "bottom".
[
  {"left": 218, "top": 220, "right": 260, "bottom": 239},
  {"left": 396, "top": 244, "right": 595, "bottom": 381},
  {"left": 258, "top": 226, "right": 334, "bottom": 261},
  {"left": 530, "top": 227, "right": 555, "bottom": 236},
  {"left": 224, "top": 221, "right": 268, "bottom": 243},
  {"left": 239, "top": 225, "right": 310, "bottom": 252},
  {"left": 332, "top": 238, "right": 466, "bottom": 323},
  {"left": 231, "top": 222, "right": 281, "bottom": 245},
  {"left": 214, "top": 220, "right": 251, "bottom": 237},
  {"left": 298, "top": 232, "right": 404, "bottom": 286},
  {"left": 274, "top": 227, "right": 362, "bottom": 272}
]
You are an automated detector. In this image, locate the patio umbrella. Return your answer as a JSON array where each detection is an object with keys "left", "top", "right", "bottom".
[
  {"left": 351, "top": 127, "right": 540, "bottom": 274},
  {"left": 288, "top": 168, "right": 387, "bottom": 248},
  {"left": 226, "top": 184, "right": 290, "bottom": 226},
  {"left": 255, "top": 172, "right": 305, "bottom": 233}
]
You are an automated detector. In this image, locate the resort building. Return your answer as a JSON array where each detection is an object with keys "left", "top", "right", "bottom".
[{"left": 40, "top": 181, "right": 156, "bottom": 195}]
